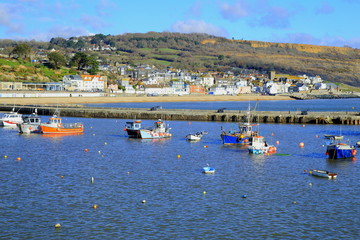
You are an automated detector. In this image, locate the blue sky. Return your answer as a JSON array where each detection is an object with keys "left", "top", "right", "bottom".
[{"left": 0, "top": 0, "right": 359, "bottom": 48}]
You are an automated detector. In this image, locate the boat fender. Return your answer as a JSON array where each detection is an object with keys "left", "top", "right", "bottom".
[{"left": 352, "top": 149, "right": 357, "bottom": 155}]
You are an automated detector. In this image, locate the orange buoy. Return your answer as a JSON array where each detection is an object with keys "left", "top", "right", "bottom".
[
  {"left": 276, "top": 141, "right": 279, "bottom": 144},
  {"left": 16, "top": 157, "right": 21, "bottom": 161},
  {"left": 299, "top": 142, "right": 304, "bottom": 148},
  {"left": 93, "top": 204, "right": 98, "bottom": 209},
  {"left": 84, "top": 149, "right": 89, "bottom": 152}
]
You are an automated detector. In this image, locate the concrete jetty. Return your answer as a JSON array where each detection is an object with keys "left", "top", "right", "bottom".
[{"left": 1, "top": 104, "right": 360, "bottom": 125}]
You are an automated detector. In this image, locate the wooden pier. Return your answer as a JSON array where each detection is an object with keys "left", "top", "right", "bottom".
[{"left": 1, "top": 105, "right": 360, "bottom": 125}]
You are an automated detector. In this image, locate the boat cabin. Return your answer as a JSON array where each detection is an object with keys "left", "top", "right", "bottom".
[
  {"left": 23, "top": 114, "right": 41, "bottom": 124},
  {"left": 125, "top": 120, "right": 142, "bottom": 130},
  {"left": 251, "top": 136, "right": 267, "bottom": 147}
]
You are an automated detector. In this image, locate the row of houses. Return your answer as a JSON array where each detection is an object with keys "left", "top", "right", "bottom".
[{"left": 0, "top": 66, "right": 335, "bottom": 95}]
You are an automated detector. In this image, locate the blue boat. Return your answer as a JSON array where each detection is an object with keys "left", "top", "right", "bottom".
[
  {"left": 202, "top": 165, "right": 215, "bottom": 174},
  {"left": 124, "top": 119, "right": 172, "bottom": 139},
  {"left": 326, "top": 142, "right": 356, "bottom": 159},
  {"left": 221, "top": 105, "right": 257, "bottom": 145}
]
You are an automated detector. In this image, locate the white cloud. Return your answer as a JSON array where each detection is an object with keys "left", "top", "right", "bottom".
[
  {"left": 171, "top": 20, "right": 228, "bottom": 37},
  {"left": 220, "top": 1, "right": 249, "bottom": 21},
  {"left": 27, "top": 25, "right": 92, "bottom": 41}
]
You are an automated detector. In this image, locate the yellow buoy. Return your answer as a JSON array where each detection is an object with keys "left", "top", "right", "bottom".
[
  {"left": 177, "top": 155, "right": 181, "bottom": 158},
  {"left": 60, "top": 175, "right": 64, "bottom": 179},
  {"left": 54, "top": 223, "right": 61, "bottom": 228},
  {"left": 4, "top": 155, "right": 7, "bottom": 159},
  {"left": 16, "top": 157, "right": 21, "bottom": 161},
  {"left": 203, "top": 191, "right": 207, "bottom": 195},
  {"left": 93, "top": 204, "right": 98, "bottom": 209}
]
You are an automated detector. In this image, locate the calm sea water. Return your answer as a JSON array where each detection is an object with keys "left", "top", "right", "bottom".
[
  {"left": 1, "top": 100, "right": 360, "bottom": 239},
  {"left": 86, "top": 98, "right": 360, "bottom": 112}
]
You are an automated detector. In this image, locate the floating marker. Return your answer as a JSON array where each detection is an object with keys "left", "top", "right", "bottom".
[
  {"left": 16, "top": 157, "right": 21, "bottom": 161},
  {"left": 203, "top": 191, "right": 207, "bottom": 195},
  {"left": 204, "top": 145, "right": 208, "bottom": 148},
  {"left": 3, "top": 155, "right": 7, "bottom": 159},
  {"left": 93, "top": 204, "right": 98, "bottom": 209},
  {"left": 177, "top": 155, "right": 181, "bottom": 158},
  {"left": 141, "top": 200, "right": 146, "bottom": 204},
  {"left": 242, "top": 195, "right": 247, "bottom": 198},
  {"left": 84, "top": 149, "right": 89, "bottom": 152},
  {"left": 104, "top": 142, "right": 107, "bottom": 145},
  {"left": 60, "top": 176, "right": 64, "bottom": 179},
  {"left": 299, "top": 142, "right": 304, "bottom": 148},
  {"left": 308, "top": 183, "right": 313, "bottom": 186},
  {"left": 276, "top": 141, "right": 279, "bottom": 144},
  {"left": 54, "top": 223, "right": 61, "bottom": 228},
  {"left": 91, "top": 177, "right": 94, "bottom": 183},
  {"left": 292, "top": 201, "right": 297, "bottom": 204},
  {"left": 315, "top": 135, "right": 318, "bottom": 138}
]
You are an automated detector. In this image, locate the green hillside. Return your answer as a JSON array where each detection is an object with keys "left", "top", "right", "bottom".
[{"left": 0, "top": 32, "right": 359, "bottom": 86}]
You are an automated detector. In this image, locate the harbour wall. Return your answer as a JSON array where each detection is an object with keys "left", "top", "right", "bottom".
[{"left": 1, "top": 105, "right": 360, "bottom": 125}]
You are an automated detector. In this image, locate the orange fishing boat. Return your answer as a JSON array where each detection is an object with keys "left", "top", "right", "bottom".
[{"left": 40, "top": 115, "right": 84, "bottom": 134}]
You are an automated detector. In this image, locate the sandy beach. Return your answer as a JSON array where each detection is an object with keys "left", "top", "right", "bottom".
[{"left": 1, "top": 94, "right": 294, "bottom": 105}]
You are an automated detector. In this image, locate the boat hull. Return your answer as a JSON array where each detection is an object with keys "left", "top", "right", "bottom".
[
  {"left": 18, "top": 124, "right": 41, "bottom": 134},
  {"left": 310, "top": 170, "right": 337, "bottom": 179},
  {"left": 40, "top": 125, "right": 84, "bottom": 134},
  {"left": 326, "top": 144, "right": 356, "bottom": 159},
  {"left": 139, "top": 130, "right": 171, "bottom": 139},
  {"left": 221, "top": 134, "right": 250, "bottom": 145}
]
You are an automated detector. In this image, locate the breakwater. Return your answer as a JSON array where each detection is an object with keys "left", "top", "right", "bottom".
[{"left": 1, "top": 104, "right": 360, "bottom": 125}]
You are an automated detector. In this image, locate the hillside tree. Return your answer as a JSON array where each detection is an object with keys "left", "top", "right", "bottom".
[
  {"left": 11, "top": 43, "right": 32, "bottom": 59},
  {"left": 48, "top": 52, "right": 66, "bottom": 69}
]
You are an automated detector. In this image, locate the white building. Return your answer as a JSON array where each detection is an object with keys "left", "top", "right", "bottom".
[{"left": 62, "top": 75, "right": 106, "bottom": 92}]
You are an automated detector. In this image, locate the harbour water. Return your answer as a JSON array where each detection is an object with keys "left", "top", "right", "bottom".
[{"left": 1, "top": 99, "right": 360, "bottom": 239}]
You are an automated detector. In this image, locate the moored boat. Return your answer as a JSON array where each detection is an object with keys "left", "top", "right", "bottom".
[
  {"left": 202, "top": 165, "right": 215, "bottom": 174},
  {"left": 185, "top": 131, "right": 205, "bottom": 141},
  {"left": 248, "top": 136, "right": 277, "bottom": 155},
  {"left": 324, "top": 134, "right": 343, "bottom": 140},
  {"left": 221, "top": 105, "right": 257, "bottom": 145},
  {"left": 17, "top": 111, "right": 41, "bottom": 134},
  {"left": 0, "top": 109, "right": 23, "bottom": 127},
  {"left": 326, "top": 141, "right": 356, "bottom": 159},
  {"left": 124, "top": 119, "right": 171, "bottom": 139},
  {"left": 40, "top": 115, "right": 83, "bottom": 134},
  {"left": 310, "top": 169, "right": 337, "bottom": 179}
]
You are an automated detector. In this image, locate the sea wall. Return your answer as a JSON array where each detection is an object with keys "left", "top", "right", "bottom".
[{"left": 1, "top": 105, "right": 360, "bottom": 125}]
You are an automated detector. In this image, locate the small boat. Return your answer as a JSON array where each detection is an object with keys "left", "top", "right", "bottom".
[
  {"left": 248, "top": 136, "right": 277, "bottom": 155},
  {"left": 310, "top": 169, "right": 337, "bottom": 179},
  {"left": 124, "top": 119, "right": 171, "bottom": 139},
  {"left": 40, "top": 114, "right": 84, "bottom": 134},
  {"left": 17, "top": 111, "right": 41, "bottom": 134},
  {"left": 324, "top": 134, "right": 343, "bottom": 140},
  {"left": 326, "top": 141, "right": 356, "bottom": 159},
  {"left": 221, "top": 105, "right": 257, "bottom": 145},
  {"left": 0, "top": 108, "right": 23, "bottom": 127},
  {"left": 202, "top": 165, "right": 215, "bottom": 174},
  {"left": 185, "top": 131, "right": 206, "bottom": 141}
]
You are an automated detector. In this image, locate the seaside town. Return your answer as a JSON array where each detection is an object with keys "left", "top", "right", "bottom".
[{"left": 0, "top": 62, "right": 340, "bottom": 98}]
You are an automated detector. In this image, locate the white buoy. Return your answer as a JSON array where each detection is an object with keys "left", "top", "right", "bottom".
[
  {"left": 141, "top": 200, "right": 146, "bottom": 204},
  {"left": 91, "top": 177, "right": 94, "bottom": 183}
]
